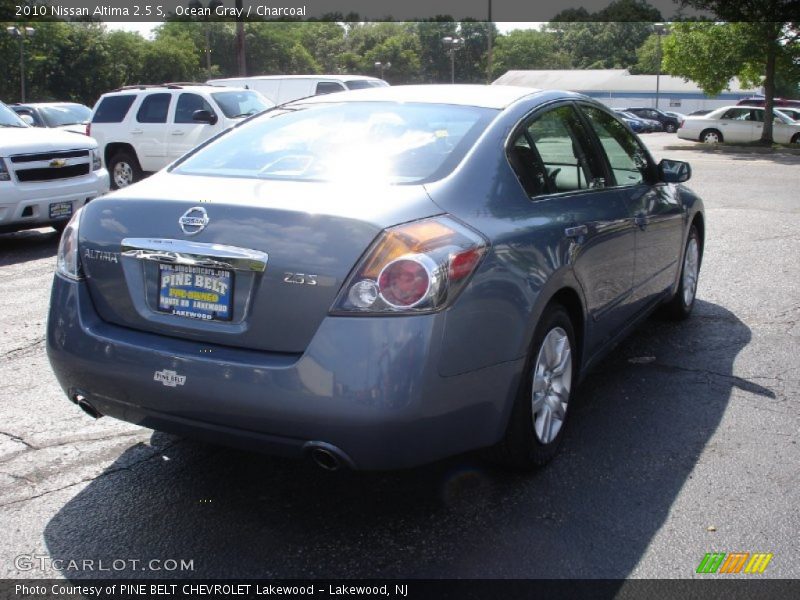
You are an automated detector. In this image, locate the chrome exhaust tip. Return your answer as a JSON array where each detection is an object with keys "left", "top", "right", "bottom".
[{"left": 71, "top": 392, "right": 103, "bottom": 419}]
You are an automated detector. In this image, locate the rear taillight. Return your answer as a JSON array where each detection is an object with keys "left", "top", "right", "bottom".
[
  {"left": 331, "top": 215, "right": 488, "bottom": 315},
  {"left": 56, "top": 207, "right": 84, "bottom": 280},
  {"left": 85, "top": 123, "right": 91, "bottom": 137}
]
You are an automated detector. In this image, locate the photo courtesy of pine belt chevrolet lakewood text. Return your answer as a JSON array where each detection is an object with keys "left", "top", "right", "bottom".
[{"left": 47, "top": 85, "right": 704, "bottom": 471}]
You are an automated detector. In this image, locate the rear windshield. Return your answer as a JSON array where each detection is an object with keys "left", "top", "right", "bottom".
[
  {"left": 40, "top": 104, "right": 91, "bottom": 127},
  {"left": 211, "top": 91, "right": 272, "bottom": 118},
  {"left": 172, "top": 102, "right": 497, "bottom": 185},
  {"left": 0, "top": 103, "right": 27, "bottom": 127},
  {"left": 92, "top": 95, "right": 136, "bottom": 123}
]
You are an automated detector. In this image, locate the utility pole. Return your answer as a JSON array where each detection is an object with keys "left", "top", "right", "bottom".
[
  {"left": 442, "top": 36, "right": 463, "bottom": 84},
  {"left": 6, "top": 26, "right": 35, "bottom": 102}
]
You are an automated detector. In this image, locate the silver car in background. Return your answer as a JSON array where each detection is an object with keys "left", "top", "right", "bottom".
[{"left": 678, "top": 105, "right": 800, "bottom": 144}]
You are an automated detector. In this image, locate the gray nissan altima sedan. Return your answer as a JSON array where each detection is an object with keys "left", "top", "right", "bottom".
[{"left": 47, "top": 85, "right": 704, "bottom": 470}]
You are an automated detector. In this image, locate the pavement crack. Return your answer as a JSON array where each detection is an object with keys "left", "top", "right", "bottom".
[
  {"left": 0, "top": 439, "right": 182, "bottom": 509},
  {"left": 0, "top": 336, "right": 45, "bottom": 360},
  {"left": 0, "top": 430, "right": 37, "bottom": 450}
]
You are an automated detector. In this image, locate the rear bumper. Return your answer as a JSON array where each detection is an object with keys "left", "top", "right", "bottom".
[
  {"left": 47, "top": 275, "right": 523, "bottom": 470},
  {"left": 0, "top": 170, "right": 109, "bottom": 233}
]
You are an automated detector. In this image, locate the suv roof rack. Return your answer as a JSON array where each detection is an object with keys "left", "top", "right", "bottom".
[{"left": 110, "top": 82, "right": 219, "bottom": 92}]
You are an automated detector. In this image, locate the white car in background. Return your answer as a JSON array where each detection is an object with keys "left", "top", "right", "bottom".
[
  {"left": 678, "top": 105, "right": 800, "bottom": 144},
  {"left": 0, "top": 101, "right": 108, "bottom": 234}
]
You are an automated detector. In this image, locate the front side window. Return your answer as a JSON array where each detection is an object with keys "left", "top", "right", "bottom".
[
  {"left": 580, "top": 105, "right": 651, "bottom": 187},
  {"left": 40, "top": 104, "right": 91, "bottom": 127},
  {"left": 136, "top": 93, "right": 171, "bottom": 124},
  {"left": 173, "top": 101, "right": 497, "bottom": 185},
  {"left": 210, "top": 91, "right": 271, "bottom": 118},
  {"left": 508, "top": 105, "right": 600, "bottom": 196},
  {"left": 175, "top": 93, "right": 215, "bottom": 124}
]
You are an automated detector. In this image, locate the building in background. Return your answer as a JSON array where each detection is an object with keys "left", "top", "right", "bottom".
[{"left": 493, "top": 69, "right": 760, "bottom": 113}]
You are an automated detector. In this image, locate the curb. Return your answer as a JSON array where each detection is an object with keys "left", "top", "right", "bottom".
[{"left": 663, "top": 144, "right": 800, "bottom": 156}]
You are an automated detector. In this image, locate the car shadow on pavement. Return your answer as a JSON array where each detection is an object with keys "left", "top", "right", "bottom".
[
  {"left": 42, "top": 299, "right": 772, "bottom": 579},
  {"left": 0, "top": 228, "right": 60, "bottom": 267}
]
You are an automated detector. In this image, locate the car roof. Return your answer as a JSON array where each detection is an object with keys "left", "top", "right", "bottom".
[
  {"left": 11, "top": 102, "right": 86, "bottom": 108},
  {"left": 102, "top": 84, "right": 250, "bottom": 96},
  {"left": 295, "top": 84, "right": 545, "bottom": 109}
]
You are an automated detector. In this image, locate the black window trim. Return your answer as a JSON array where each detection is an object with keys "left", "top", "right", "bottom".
[{"left": 573, "top": 100, "right": 659, "bottom": 189}]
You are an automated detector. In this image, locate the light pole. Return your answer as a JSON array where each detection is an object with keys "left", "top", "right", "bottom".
[
  {"left": 6, "top": 26, "right": 35, "bottom": 102},
  {"left": 442, "top": 36, "right": 463, "bottom": 84},
  {"left": 654, "top": 23, "right": 667, "bottom": 110},
  {"left": 374, "top": 61, "right": 391, "bottom": 80}
]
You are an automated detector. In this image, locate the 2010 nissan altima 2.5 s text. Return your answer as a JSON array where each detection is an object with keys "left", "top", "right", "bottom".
[{"left": 47, "top": 85, "right": 705, "bottom": 471}]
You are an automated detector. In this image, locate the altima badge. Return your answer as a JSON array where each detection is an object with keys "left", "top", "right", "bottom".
[
  {"left": 154, "top": 369, "right": 187, "bottom": 387},
  {"left": 178, "top": 206, "right": 209, "bottom": 236}
]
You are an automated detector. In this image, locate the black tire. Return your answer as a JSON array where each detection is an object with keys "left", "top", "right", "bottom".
[
  {"left": 665, "top": 123, "right": 677, "bottom": 133},
  {"left": 791, "top": 133, "right": 800, "bottom": 145},
  {"left": 700, "top": 129, "right": 723, "bottom": 144},
  {"left": 108, "top": 151, "right": 142, "bottom": 190},
  {"left": 661, "top": 225, "right": 702, "bottom": 320},
  {"left": 52, "top": 221, "right": 68, "bottom": 234},
  {"left": 489, "top": 304, "right": 577, "bottom": 470}
]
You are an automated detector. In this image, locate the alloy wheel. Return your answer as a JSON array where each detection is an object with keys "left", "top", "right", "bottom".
[{"left": 531, "top": 327, "right": 572, "bottom": 445}]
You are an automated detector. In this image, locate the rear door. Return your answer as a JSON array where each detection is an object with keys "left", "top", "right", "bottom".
[
  {"left": 578, "top": 103, "right": 685, "bottom": 309},
  {"left": 132, "top": 93, "right": 171, "bottom": 171}
]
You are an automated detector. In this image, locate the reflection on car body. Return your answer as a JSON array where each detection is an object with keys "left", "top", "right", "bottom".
[{"left": 47, "top": 85, "right": 705, "bottom": 471}]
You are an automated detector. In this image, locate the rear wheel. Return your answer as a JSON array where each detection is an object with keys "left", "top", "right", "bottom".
[
  {"left": 52, "top": 221, "right": 68, "bottom": 234},
  {"left": 665, "top": 123, "right": 677, "bottom": 133},
  {"left": 490, "top": 304, "right": 576, "bottom": 469},
  {"left": 791, "top": 133, "right": 800, "bottom": 145},
  {"left": 108, "top": 151, "right": 142, "bottom": 189},
  {"left": 662, "top": 225, "right": 701, "bottom": 320},
  {"left": 700, "top": 129, "right": 723, "bottom": 144}
]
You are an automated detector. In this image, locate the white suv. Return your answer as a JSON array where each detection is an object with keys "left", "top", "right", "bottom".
[
  {"left": 88, "top": 84, "right": 273, "bottom": 189},
  {"left": 0, "top": 101, "right": 108, "bottom": 234}
]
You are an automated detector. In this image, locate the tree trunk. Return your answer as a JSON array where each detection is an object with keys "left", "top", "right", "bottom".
[{"left": 760, "top": 28, "right": 778, "bottom": 144}]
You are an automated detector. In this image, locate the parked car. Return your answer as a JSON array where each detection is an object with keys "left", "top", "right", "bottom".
[
  {"left": 613, "top": 109, "right": 649, "bottom": 133},
  {"left": 88, "top": 83, "right": 273, "bottom": 189},
  {"left": 207, "top": 74, "right": 389, "bottom": 105},
  {"left": 624, "top": 107, "right": 681, "bottom": 133},
  {"left": 0, "top": 101, "right": 108, "bottom": 234},
  {"left": 678, "top": 105, "right": 800, "bottom": 144},
  {"left": 47, "top": 85, "right": 704, "bottom": 471},
  {"left": 10, "top": 102, "right": 92, "bottom": 135}
]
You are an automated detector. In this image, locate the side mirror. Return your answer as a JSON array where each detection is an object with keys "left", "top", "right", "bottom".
[
  {"left": 658, "top": 158, "right": 691, "bottom": 183},
  {"left": 192, "top": 109, "right": 218, "bottom": 125}
]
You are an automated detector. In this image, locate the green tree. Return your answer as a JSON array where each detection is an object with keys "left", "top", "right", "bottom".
[
  {"left": 662, "top": 20, "right": 799, "bottom": 143},
  {"left": 492, "top": 28, "right": 570, "bottom": 79},
  {"left": 672, "top": 0, "right": 799, "bottom": 143}
]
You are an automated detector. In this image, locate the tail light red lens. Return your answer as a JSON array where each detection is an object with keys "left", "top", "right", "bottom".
[
  {"left": 85, "top": 123, "right": 91, "bottom": 137},
  {"left": 332, "top": 215, "right": 488, "bottom": 315}
]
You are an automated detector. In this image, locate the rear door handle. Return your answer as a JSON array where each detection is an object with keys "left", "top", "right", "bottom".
[
  {"left": 130, "top": 129, "right": 143, "bottom": 135},
  {"left": 565, "top": 225, "right": 588, "bottom": 238},
  {"left": 171, "top": 131, "right": 185, "bottom": 136},
  {"left": 635, "top": 214, "right": 649, "bottom": 229}
]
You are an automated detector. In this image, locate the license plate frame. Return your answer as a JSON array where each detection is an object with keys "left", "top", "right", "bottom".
[
  {"left": 157, "top": 263, "right": 234, "bottom": 322},
  {"left": 49, "top": 201, "right": 73, "bottom": 220}
]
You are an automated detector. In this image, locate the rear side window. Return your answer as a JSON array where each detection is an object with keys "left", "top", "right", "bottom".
[
  {"left": 315, "top": 81, "right": 345, "bottom": 95},
  {"left": 509, "top": 105, "right": 601, "bottom": 196},
  {"left": 580, "top": 106, "right": 651, "bottom": 187},
  {"left": 345, "top": 80, "right": 386, "bottom": 90},
  {"left": 92, "top": 95, "right": 136, "bottom": 123},
  {"left": 136, "top": 93, "right": 171, "bottom": 123}
]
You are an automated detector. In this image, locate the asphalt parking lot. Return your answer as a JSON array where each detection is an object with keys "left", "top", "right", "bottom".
[{"left": 1, "top": 132, "right": 798, "bottom": 580}]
